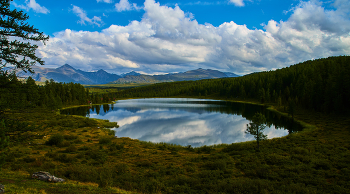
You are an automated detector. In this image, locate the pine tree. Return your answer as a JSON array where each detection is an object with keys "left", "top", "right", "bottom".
[
  {"left": 0, "top": 0, "right": 49, "bottom": 75},
  {"left": 245, "top": 113, "right": 267, "bottom": 151}
]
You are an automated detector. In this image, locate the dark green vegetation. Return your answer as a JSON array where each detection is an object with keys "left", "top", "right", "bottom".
[
  {"left": 0, "top": 56, "right": 349, "bottom": 193},
  {"left": 0, "top": 169, "right": 138, "bottom": 194},
  {"left": 114, "top": 56, "right": 350, "bottom": 114},
  {"left": 1, "top": 106, "right": 350, "bottom": 193},
  {"left": 0, "top": 76, "right": 115, "bottom": 110},
  {"left": 85, "top": 83, "right": 152, "bottom": 94}
]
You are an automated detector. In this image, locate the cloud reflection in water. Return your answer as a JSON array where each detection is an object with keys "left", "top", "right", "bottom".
[{"left": 88, "top": 98, "right": 289, "bottom": 147}]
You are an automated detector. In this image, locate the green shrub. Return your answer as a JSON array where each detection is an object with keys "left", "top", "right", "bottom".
[
  {"left": 64, "top": 145, "right": 78, "bottom": 153},
  {"left": 86, "top": 149, "right": 107, "bottom": 164},
  {"left": 10, "top": 163, "right": 24, "bottom": 171},
  {"left": 292, "top": 147, "right": 309, "bottom": 155},
  {"left": 46, "top": 134, "right": 64, "bottom": 146},
  {"left": 109, "top": 143, "right": 124, "bottom": 152},
  {"left": 99, "top": 136, "right": 112, "bottom": 144},
  {"left": 63, "top": 164, "right": 99, "bottom": 182},
  {"left": 196, "top": 145, "right": 213, "bottom": 154},
  {"left": 22, "top": 156, "right": 36, "bottom": 163},
  {"left": 55, "top": 153, "right": 75, "bottom": 163},
  {"left": 58, "top": 141, "right": 71, "bottom": 147},
  {"left": 44, "top": 153, "right": 54, "bottom": 160},
  {"left": 64, "top": 134, "right": 78, "bottom": 140},
  {"left": 203, "top": 160, "right": 227, "bottom": 171},
  {"left": 73, "top": 138, "right": 84, "bottom": 144},
  {"left": 312, "top": 159, "right": 331, "bottom": 170},
  {"left": 98, "top": 165, "right": 114, "bottom": 188},
  {"left": 115, "top": 163, "right": 129, "bottom": 175}
]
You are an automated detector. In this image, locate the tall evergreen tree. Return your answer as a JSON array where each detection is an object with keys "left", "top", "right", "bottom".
[{"left": 0, "top": 0, "right": 49, "bottom": 75}]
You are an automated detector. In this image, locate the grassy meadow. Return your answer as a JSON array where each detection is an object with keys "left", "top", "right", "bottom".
[{"left": 1, "top": 98, "right": 350, "bottom": 193}]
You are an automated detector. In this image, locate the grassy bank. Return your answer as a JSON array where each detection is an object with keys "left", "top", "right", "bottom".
[
  {"left": 1, "top": 98, "right": 350, "bottom": 193},
  {"left": 0, "top": 169, "right": 138, "bottom": 194}
]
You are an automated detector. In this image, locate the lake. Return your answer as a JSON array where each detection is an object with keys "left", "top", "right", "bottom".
[{"left": 61, "top": 98, "right": 302, "bottom": 147}]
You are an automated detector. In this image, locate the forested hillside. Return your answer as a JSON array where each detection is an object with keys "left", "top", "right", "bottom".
[
  {"left": 0, "top": 74, "right": 114, "bottom": 110},
  {"left": 115, "top": 56, "right": 350, "bottom": 114}
]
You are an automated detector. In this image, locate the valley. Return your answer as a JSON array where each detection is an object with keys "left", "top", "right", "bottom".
[{"left": 1, "top": 56, "right": 350, "bottom": 193}]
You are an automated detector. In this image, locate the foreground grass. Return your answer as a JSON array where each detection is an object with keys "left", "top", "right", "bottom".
[
  {"left": 0, "top": 169, "right": 138, "bottom": 194},
  {"left": 1, "top": 100, "right": 350, "bottom": 193}
]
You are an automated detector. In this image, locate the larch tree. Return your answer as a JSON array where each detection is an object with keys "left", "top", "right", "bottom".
[
  {"left": 245, "top": 112, "right": 267, "bottom": 151},
  {"left": 0, "top": 0, "right": 49, "bottom": 75}
]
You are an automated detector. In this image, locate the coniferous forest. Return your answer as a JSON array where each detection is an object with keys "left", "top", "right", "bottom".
[
  {"left": 114, "top": 56, "right": 350, "bottom": 114},
  {"left": 0, "top": 75, "right": 115, "bottom": 110}
]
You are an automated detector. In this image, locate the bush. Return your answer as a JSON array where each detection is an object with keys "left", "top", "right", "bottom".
[
  {"left": 109, "top": 143, "right": 124, "bottom": 152},
  {"left": 46, "top": 134, "right": 64, "bottom": 146},
  {"left": 64, "top": 145, "right": 78, "bottom": 153},
  {"left": 22, "top": 156, "right": 36, "bottom": 163},
  {"left": 64, "top": 134, "right": 78, "bottom": 140},
  {"left": 73, "top": 138, "right": 84, "bottom": 144},
  {"left": 63, "top": 164, "right": 99, "bottom": 182},
  {"left": 203, "top": 160, "right": 227, "bottom": 171},
  {"left": 196, "top": 145, "right": 213, "bottom": 154},
  {"left": 99, "top": 165, "right": 114, "bottom": 188},
  {"left": 99, "top": 136, "right": 112, "bottom": 145},
  {"left": 55, "top": 153, "right": 75, "bottom": 163},
  {"left": 58, "top": 141, "right": 71, "bottom": 147},
  {"left": 86, "top": 149, "right": 107, "bottom": 164},
  {"left": 115, "top": 163, "right": 129, "bottom": 175}
]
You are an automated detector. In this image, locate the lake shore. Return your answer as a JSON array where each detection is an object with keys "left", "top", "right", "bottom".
[{"left": 1, "top": 97, "right": 350, "bottom": 193}]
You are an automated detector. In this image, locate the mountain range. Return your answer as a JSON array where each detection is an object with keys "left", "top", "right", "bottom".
[{"left": 21, "top": 64, "right": 239, "bottom": 85}]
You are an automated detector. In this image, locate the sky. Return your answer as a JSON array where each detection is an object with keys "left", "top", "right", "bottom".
[{"left": 11, "top": 0, "right": 350, "bottom": 75}]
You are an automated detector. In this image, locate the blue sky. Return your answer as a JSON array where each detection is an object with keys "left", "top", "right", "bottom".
[{"left": 11, "top": 0, "right": 350, "bottom": 75}]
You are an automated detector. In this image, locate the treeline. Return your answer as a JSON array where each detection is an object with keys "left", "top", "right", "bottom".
[
  {"left": 0, "top": 74, "right": 114, "bottom": 110},
  {"left": 115, "top": 56, "right": 350, "bottom": 114}
]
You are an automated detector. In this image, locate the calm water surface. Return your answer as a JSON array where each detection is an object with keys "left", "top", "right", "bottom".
[{"left": 61, "top": 98, "right": 302, "bottom": 147}]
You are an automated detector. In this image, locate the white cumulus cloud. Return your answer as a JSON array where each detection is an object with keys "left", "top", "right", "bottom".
[
  {"left": 38, "top": 0, "right": 350, "bottom": 75},
  {"left": 12, "top": 0, "right": 49, "bottom": 14}
]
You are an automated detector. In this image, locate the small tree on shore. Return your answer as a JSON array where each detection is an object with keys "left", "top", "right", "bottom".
[{"left": 245, "top": 113, "right": 267, "bottom": 151}]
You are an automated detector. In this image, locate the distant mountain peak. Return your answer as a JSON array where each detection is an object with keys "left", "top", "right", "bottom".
[
  {"left": 26, "top": 64, "right": 121, "bottom": 84},
  {"left": 58, "top": 64, "right": 76, "bottom": 70},
  {"left": 121, "top": 71, "right": 141, "bottom": 77}
]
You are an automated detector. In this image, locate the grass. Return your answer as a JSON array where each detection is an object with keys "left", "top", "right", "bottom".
[
  {"left": 1, "top": 99, "right": 350, "bottom": 193},
  {"left": 0, "top": 169, "right": 138, "bottom": 194}
]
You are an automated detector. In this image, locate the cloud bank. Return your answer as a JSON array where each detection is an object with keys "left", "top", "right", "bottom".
[{"left": 38, "top": 0, "right": 350, "bottom": 74}]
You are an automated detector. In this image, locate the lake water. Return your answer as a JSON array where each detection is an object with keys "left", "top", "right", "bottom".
[{"left": 61, "top": 98, "right": 302, "bottom": 147}]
